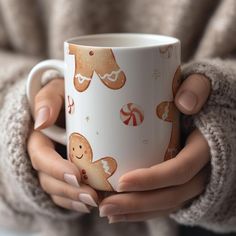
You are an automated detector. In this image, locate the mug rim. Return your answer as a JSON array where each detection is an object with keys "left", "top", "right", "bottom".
[{"left": 65, "top": 33, "right": 180, "bottom": 49}]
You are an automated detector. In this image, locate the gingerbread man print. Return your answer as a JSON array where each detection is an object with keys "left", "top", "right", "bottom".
[
  {"left": 159, "top": 45, "right": 173, "bottom": 59},
  {"left": 68, "top": 44, "right": 126, "bottom": 92},
  {"left": 156, "top": 66, "right": 181, "bottom": 161},
  {"left": 69, "top": 132, "right": 117, "bottom": 191}
]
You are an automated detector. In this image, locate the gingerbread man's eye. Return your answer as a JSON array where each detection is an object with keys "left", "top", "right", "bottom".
[
  {"left": 89, "top": 50, "right": 94, "bottom": 56},
  {"left": 72, "top": 147, "right": 75, "bottom": 151},
  {"left": 79, "top": 145, "right": 82, "bottom": 149}
]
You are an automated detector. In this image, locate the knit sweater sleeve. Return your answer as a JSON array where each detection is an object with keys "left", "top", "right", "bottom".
[
  {"left": 0, "top": 50, "right": 81, "bottom": 231},
  {"left": 170, "top": 58, "right": 236, "bottom": 233}
]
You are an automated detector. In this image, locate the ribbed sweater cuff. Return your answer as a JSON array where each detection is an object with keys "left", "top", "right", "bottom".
[
  {"left": 171, "top": 59, "right": 236, "bottom": 232},
  {"left": 0, "top": 75, "right": 80, "bottom": 221}
]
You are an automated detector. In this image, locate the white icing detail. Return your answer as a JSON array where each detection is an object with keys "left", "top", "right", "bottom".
[
  {"left": 75, "top": 73, "right": 92, "bottom": 84},
  {"left": 101, "top": 160, "right": 111, "bottom": 175},
  {"left": 98, "top": 69, "right": 121, "bottom": 82},
  {"left": 162, "top": 103, "right": 170, "bottom": 120}
]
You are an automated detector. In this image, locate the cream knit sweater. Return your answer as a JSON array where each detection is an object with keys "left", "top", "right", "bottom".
[{"left": 0, "top": 0, "right": 235, "bottom": 236}]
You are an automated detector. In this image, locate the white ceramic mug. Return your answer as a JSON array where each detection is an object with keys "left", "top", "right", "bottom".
[{"left": 27, "top": 33, "right": 181, "bottom": 192}]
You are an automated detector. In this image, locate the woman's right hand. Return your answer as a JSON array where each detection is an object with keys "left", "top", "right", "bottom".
[{"left": 27, "top": 78, "right": 98, "bottom": 213}]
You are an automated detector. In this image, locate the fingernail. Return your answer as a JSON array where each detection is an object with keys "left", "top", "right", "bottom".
[
  {"left": 64, "top": 173, "right": 80, "bottom": 187},
  {"left": 79, "top": 193, "right": 97, "bottom": 207},
  {"left": 34, "top": 106, "right": 50, "bottom": 129},
  {"left": 117, "top": 182, "right": 133, "bottom": 192},
  {"left": 178, "top": 91, "right": 197, "bottom": 112},
  {"left": 108, "top": 215, "right": 126, "bottom": 224},
  {"left": 71, "top": 201, "right": 90, "bottom": 213},
  {"left": 99, "top": 204, "right": 119, "bottom": 217}
]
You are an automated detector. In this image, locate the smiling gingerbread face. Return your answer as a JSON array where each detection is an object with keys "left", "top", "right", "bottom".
[
  {"left": 68, "top": 132, "right": 117, "bottom": 191},
  {"left": 69, "top": 133, "right": 92, "bottom": 164}
]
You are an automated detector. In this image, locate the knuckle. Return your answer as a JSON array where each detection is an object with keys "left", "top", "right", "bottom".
[
  {"left": 167, "top": 189, "right": 183, "bottom": 207},
  {"left": 48, "top": 79, "right": 64, "bottom": 98},
  {"left": 175, "top": 161, "right": 193, "bottom": 185},
  {"left": 31, "top": 156, "right": 38, "bottom": 171},
  {"left": 42, "top": 142, "right": 55, "bottom": 153},
  {"left": 27, "top": 130, "right": 35, "bottom": 149},
  {"left": 50, "top": 164, "right": 60, "bottom": 180},
  {"left": 69, "top": 189, "right": 79, "bottom": 201},
  {"left": 34, "top": 92, "right": 47, "bottom": 104},
  {"left": 34, "top": 89, "right": 57, "bottom": 106},
  {"left": 195, "top": 170, "right": 208, "bottom": 194},
  {"left": 144, "top": 170, "right": 157, "bottom": 188},
  {"left": 51, "top": 195, "right": 61, "bottom": 206},
  {"left": 127, "top": 196, "right": 139, "bottom": 212},
  {"left": 57, "top": 186, "right": 67, "bottom": 198},
  {"left": 48, "top": 78, "right": 64, "bottom": 87},
  {"left": 28, "top": 150, "right": 39, "bottom": 170},
  {"left": 39, "top": 174, "right": 48, "bottom": 192},
  {"left": 195, "top": 181, "right": 205, "bottom": 196},
  {"left": 64, "top": 163, "right": 81, "bottom": 182},
  {"left": 27, "top": 132, "right": 38, "bottom": 153},
  {"left": 27, "top": 134, "right": 41, "bottom": 170},
  {"left": 35, "top": 93, "right": 54, "bottom": 106}
]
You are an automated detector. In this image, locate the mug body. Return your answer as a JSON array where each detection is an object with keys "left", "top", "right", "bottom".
[{"left": 64, "top": 33, "right": 181, "bottom": 191}]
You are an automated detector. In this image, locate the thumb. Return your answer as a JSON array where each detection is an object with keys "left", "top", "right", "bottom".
[
  {"left": 175, "top": 74, "right": 211, "bottom": 115},
  {"left": 34, "top": 78, "right": 64, "bottom": 130}
]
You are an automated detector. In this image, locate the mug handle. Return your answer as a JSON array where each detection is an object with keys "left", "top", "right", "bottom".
[{"left": 26, "top": 59, "right": 67, "bottom": 145}]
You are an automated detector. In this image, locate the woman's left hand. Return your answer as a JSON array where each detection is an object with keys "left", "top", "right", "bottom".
[{"left": 99, "top": 74, "right": 211, "bottom": 223}]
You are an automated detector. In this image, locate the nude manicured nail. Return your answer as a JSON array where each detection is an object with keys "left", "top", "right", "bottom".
[
  {"left": 64, "top": 173, "right": 80, "bottom": 187},
  {"left": 117, "top": 182, "right": 133, "bottom": 192},
  {"left": 99, "top": 204, "right": 118, "bottom": 217},
  {"left": 34, "top": 106, "right": 50, "bottom": 129},
  {"left": 108, "top": 215, "right": 126, "bottom": 224},
  {"left": 79, "top": 193, "right": 97, "bottom": 207},
  {"left": 178, "top": 91, "right": 197, "bottom": 111},
  {"left": 71, "top": 201, "right": 90, "bottom": 213}
]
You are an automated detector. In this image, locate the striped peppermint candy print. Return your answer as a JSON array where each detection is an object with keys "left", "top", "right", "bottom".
[{"left": 120, "top": 103, "right": 144, "bottom": 126}]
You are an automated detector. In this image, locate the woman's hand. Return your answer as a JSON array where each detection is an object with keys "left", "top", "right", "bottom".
[
  {"left": 27, "top": 78, "right": 98, "bottom": 213},
  {"left": 99, "top": 74, "right": 211, "bottom": 223}
]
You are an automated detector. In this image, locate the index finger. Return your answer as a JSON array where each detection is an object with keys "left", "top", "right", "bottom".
[
  {"left": 117, "top": 129, "right": 210, "bottom": 192},
  {"left": 28, "top": 130, "right": 81, "bottom": 186},
  {"left": 34, "top": 78, "right": 64, "bottom": 130}
]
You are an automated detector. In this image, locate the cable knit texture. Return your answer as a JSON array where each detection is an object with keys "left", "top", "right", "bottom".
[{"left": 0, "top": 0, "right": 235, "bottom": 235}]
